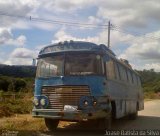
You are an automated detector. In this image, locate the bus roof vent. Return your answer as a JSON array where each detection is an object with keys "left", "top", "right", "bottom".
[
  {"left": 64, "top": 41, "right": 68, "bottom": 44},
  {"left": 120, "top": 58, "right": 132, "bottom": 68},
  {"left": 99, "top": 44, "right": 116, "bottom": 56},
  {"left": 58, "top": 41, "right": 63, "bottom": 45},
  {"left": 70, "top": 40, "right": 74, "bottom": 43}
]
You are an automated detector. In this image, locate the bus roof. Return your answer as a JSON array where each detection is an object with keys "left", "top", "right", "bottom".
[
  {"left": 39, "top": 41, "right": 116, "bottom": 56},
  {"left": 38, "top": 40, "right": 139, "bottom": 76}
]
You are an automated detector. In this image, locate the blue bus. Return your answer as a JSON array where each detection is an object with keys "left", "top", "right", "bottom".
[{"left": 32, "top": 41, "right": 144, "bottom": 131}]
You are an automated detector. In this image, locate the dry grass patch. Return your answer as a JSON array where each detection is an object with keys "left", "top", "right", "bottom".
[{"left": 0, "top": 114, "right": 47, "bottom": 131}]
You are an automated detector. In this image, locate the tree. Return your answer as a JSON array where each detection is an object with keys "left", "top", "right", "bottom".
[
  {"left": 14, "top": 79, "right": 26, "bottom": 92},
  {"left": 0, "top": 77, "right": 10, "bottom": 92}
]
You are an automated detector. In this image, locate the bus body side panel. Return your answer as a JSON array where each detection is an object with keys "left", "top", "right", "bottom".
[
  {"left": 137, "top": 88, "right": 144, "bottom": 111},
  {"left": 106, "top": 80, "right": 140, "bottom": 119}
]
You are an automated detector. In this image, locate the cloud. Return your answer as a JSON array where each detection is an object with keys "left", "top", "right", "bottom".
[
  {"left": 11, "top": 48, "right": 36, "bottom": 58},
  {"left": 144, "top": 63, "right": 160, "bottom": 72},
  {"left": 37, "top": 0, "right": 160, "bottom": 29},
  {"left": 1, "top": 0, "right": 160, "bottom": 71},
  {"left": 96, "top": 0, "right": 160, "bottom": 28},
  {"left": 39, "top": 0, "right": 95, "bottom": 12},
  {"left": 119, "top": 31, "right": 160, "bottom": 61},
  {"left": 4, "top": 47, "right": 38, "bottom": 65},
  {"left": 1, "top": 0, "right": 159, "bottom": 32},
  {"left": 52, "top": 28, "right": 100, "bottom": 44},
  {"left": 1, "top": 0, "right": 160, "bottom": 31},
  {"left": 52, "top": 28, "right": 135, "bottom": 47},
  {"left": 52, "top": 28, "right": 160, "bottom": 72},
  {"left": 118, "top": 30, "right": 160, "bottom": 71},
  {"left": 4, "top": 58, "right": 33, "bottom": 65},
  {"left": 0, "top": 28, "right": 26, "bottom": 46},
  {"left": 0, "top": 0, "right": 37, "bottom": 28}
]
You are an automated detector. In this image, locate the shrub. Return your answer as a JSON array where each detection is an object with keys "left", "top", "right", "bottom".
[{"left": 0, "top": 94, "right": 33, "bottom": 117}]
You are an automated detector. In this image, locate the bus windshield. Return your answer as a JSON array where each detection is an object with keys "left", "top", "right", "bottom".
[
  {"left": 36, "top": 53, "right": 103, "bottom": 77},
  {"left": 65, "top": 54, "right": 103, "bottom": 76},
  {"left": 36, "top": 55, "right": 64, "bottom": 77}
]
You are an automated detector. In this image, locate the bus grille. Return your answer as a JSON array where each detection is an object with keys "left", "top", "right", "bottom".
[{"left": 42, "top": 86, "right": 90, "bottom": 110}]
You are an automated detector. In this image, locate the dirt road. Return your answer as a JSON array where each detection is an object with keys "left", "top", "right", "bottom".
[
  {"left": 40, "top": 100, "right": 160, "bottom": 136},
  {"left": 0, "top": 100, "right": 160, "bottom": 136}
]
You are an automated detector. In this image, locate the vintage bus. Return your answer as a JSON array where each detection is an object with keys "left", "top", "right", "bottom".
[{"left": 32, "top": 41, "right": 144, "bottom": 131}]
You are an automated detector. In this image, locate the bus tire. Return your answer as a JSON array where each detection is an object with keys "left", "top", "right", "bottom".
[
  {"left": 111, "top": 101, "right": 116, "bottom": 120},
  {"left": 44, "top": 118, "right": 59, "bottom": 131},
  {"left": 128, "top": 111, "right": 138, "bottom": 120},
  {"left": 98, "top": 113, "right": 112, "bottom": 130},
  {"left": 104, "top": 116, "right": 111, "bottom": 130}
]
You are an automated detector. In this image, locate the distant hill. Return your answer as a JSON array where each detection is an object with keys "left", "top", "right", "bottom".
[{"left": 0, "top": 64, "right": 36, "bottom": 77}]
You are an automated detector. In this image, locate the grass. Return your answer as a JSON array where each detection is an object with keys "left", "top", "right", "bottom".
[
  {"left": 0, "top": 92, "right": 33, "bottom": 118},
  {"left": 0, "top": 91, "right": 159, "bottom": 135},
  {"left": 0, "top": 114, "right": 78, "bottom": 136},
  {"left": 0, "top": 114, "right": 45, "bottom": 131},
  {"left": 144, "top": 91, "right": 160, "bottom": 100},
  {"left": 0, "top": 114, "right": 47, "bottom": 136}
]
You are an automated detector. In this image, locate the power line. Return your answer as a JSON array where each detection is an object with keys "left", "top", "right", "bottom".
[
  {"left": 0, "top": 12, "right": 108, "bottom": 29},
  {"left": 111, "top": 28, "right": 160, "bottom": 44},
  {"left": 0, "top": 11, "right": 159, "bottom": 41},
  {"left": 112, "top": 25, "right": 160, "bottom": 40}
]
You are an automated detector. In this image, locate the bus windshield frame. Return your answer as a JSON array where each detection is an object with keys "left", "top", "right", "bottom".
[{"left": 36, "top": 52, "right": 104, "bottom": 78}]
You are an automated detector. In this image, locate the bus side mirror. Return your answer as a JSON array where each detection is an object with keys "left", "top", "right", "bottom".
[{"left": 33, "top": 84, "right": 35, "bottom": 92}]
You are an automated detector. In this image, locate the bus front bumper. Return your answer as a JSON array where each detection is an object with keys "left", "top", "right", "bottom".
[{"left": 32, "top": 108, "right": 111, "bottom": 121}]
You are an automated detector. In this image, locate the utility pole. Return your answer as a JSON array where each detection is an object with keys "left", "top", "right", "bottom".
[{"left": 108, "top": 21, "right": 111, "bottom": 48}]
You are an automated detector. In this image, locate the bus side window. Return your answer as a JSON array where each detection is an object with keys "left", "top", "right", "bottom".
[
  {"left": 137, "top": 76, "right": 141, "bottom": 86},
  {"left": 41, "top": 62, "right": 46, "bottom": 77},
  {"left": 125, "top": 68, "right": 129, "bottom": 82},
  {"left": 133, "top": 74, "right": 137, "bottom": 85},
  {"left": 136, "top": 75, "right": 139, "bottom": 85},
  {"left": 119, "top": 64, "right": 127, "bottom": 81},
  {"left": 127, "top": 70, "right": 133, "bottom": 84},
  {"left": 36, "top": 61, "right": 41, "bottom": 77},
  {"left": 114, "top": 62, "right": 120, "bottom": 80},
  {"left": 106, "top": 59, "right": 116, "bottom": 79},
  {"left": 130, "top": 73, "right": 134, "bottom": 84}
]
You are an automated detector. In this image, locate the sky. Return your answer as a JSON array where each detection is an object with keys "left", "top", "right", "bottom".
[{"left": 0, "top": 0, "right": 160, "bottom": 71}]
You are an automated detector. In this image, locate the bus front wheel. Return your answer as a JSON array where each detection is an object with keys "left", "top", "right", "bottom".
[
  {"left": 44, "top": 118, "right": 59, "bottom": 131},
  {"left": 128, "top": 111, "right": 138, "bottom": 120},
  {"left": 98, "top": 114, "right": 112, "bottom": 130}
]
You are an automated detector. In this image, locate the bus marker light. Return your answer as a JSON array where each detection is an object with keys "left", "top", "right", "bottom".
[{"left": 93, "top": 101, "right": 97, "bottom": 106}]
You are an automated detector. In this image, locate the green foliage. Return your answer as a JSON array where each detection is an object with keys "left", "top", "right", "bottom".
[
  {"left": 137, "top": 69, "right": 160, "bottom": 93},
  {"left": 0, "top": 93, "right": 33, "bottom": 117},
  {"left": 0, "top": 65, "right": 36, "bottom": 78},
  {"left": 0, "top": 77, "right": 10, "bottom": 91},
  {"left": 14, "top": 79, "right": 26, "bottom": 92},
  {"left": 0, "top": 76, "right": 34, "bottom": 92}
]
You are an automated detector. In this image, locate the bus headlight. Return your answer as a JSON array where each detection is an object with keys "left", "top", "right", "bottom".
[
  {"left": 84, "top": 100, "right": 89, "bottom": 106},
  {"left": 40, "top": 98, "right": 46, "bottom": 106},
  {"left": 79, "top": 96, "right": 92, "bottom": 109},
  {"left": 33, "top": 98, "right": 39, "bottom": 106}
]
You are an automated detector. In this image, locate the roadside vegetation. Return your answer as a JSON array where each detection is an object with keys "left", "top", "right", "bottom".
[
  {"left": 0, "top": 66, "right": 159, "bottom": 135},
  {"left": 0, "top": 76, "right": 34, "bottom": 118},
  {"left": 136, "top": 69, "right": 160, "bottom": 99},
  {"left": 0, "top": 67, "right": 160, "bottom": 119}
]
